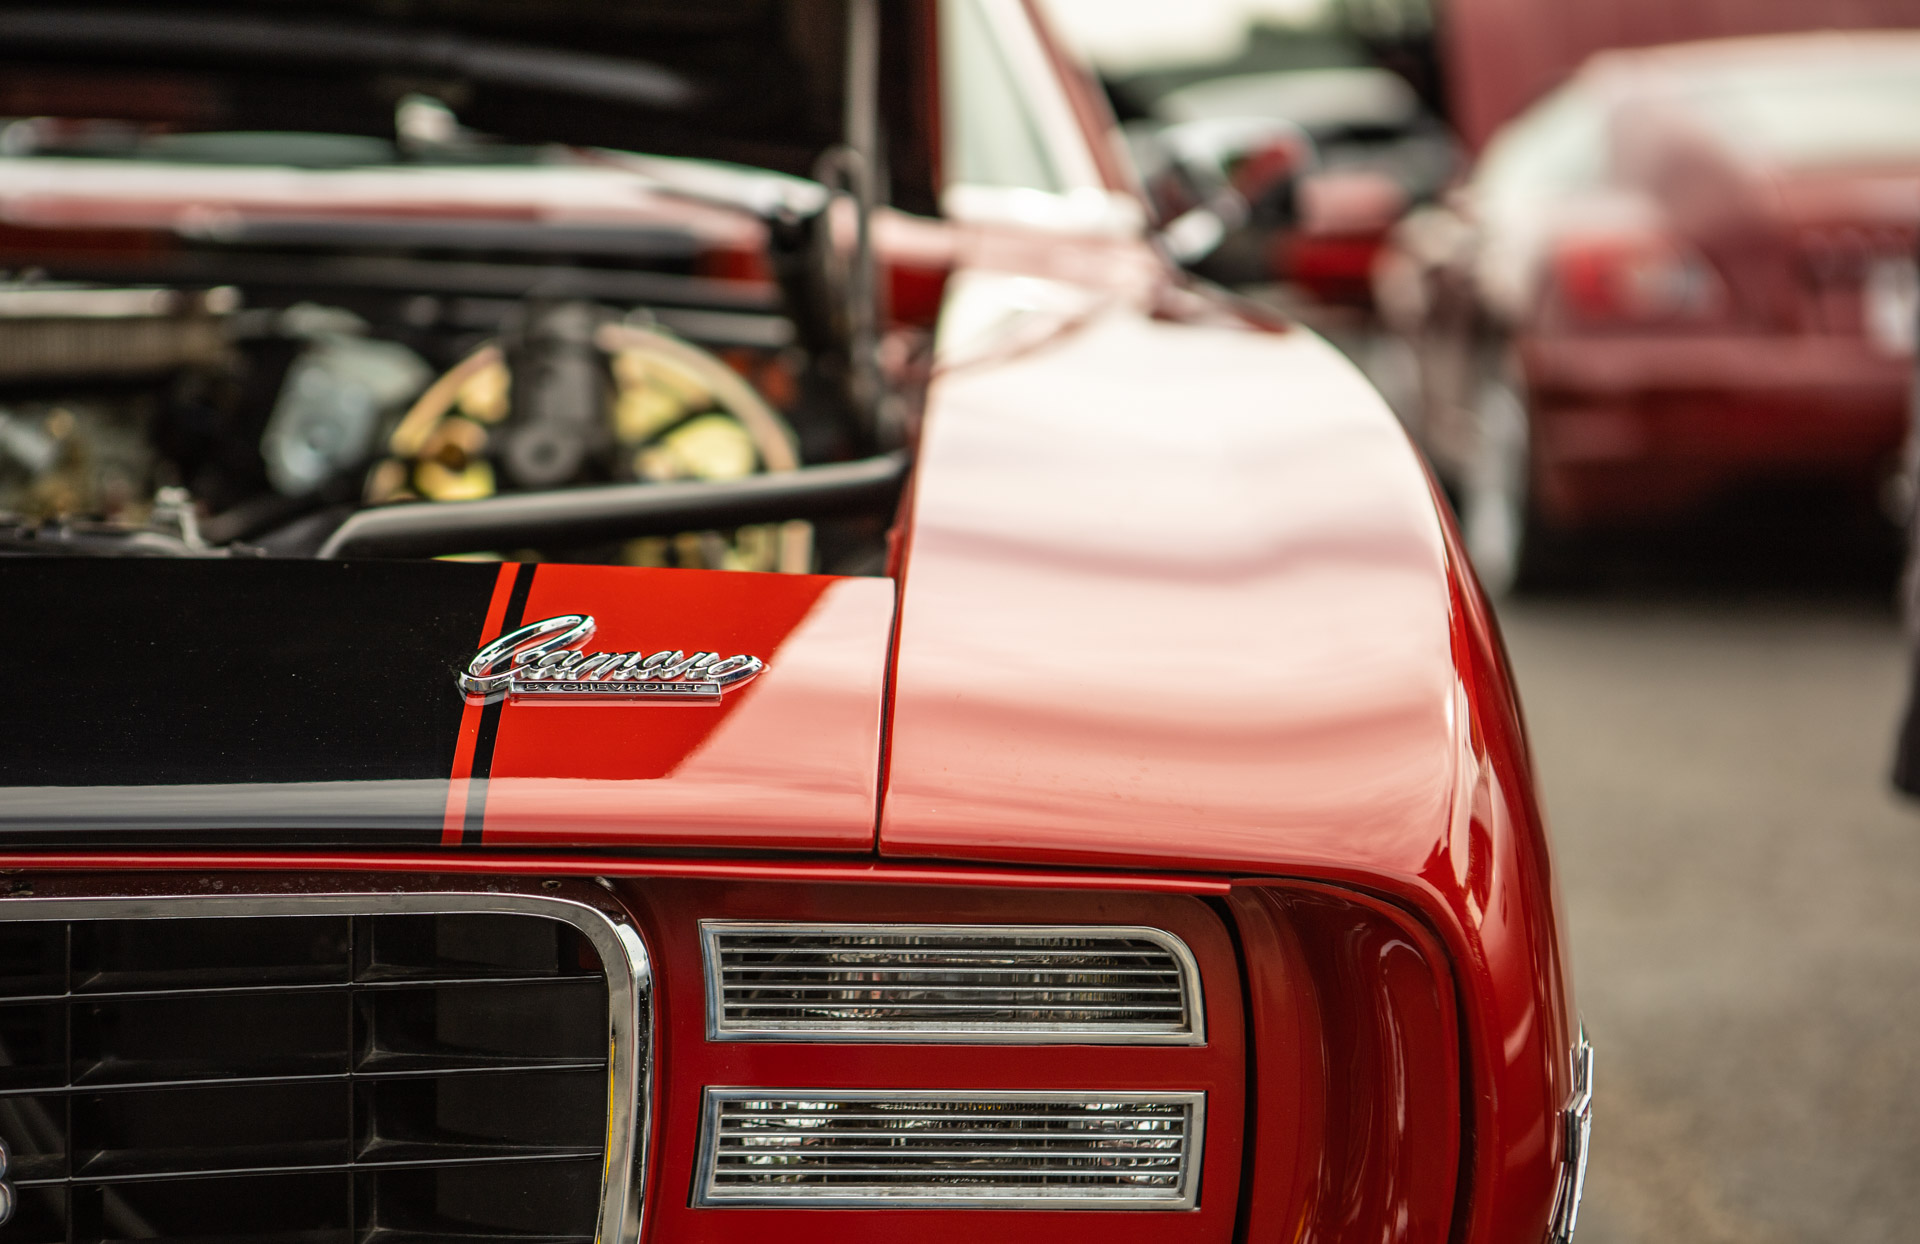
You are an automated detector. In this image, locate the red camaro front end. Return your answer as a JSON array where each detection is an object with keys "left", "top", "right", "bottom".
[{"left": 0, "top": 2, "right": 1583, "bottom": 1240}]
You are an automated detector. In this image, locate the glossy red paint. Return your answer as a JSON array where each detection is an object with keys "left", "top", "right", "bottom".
[
  {"left": 1231, "top": 885, "right": 1462, "bottom": 1243},
  {"left": 0, "top": 854, "right": 1232, "bottom": 893},
  {"left": 885, "top": 295, "right": 1457, "bottom": 878},
  {"left": 880, "top": 259, "right": 1571, "bottom": 1233},
  {"left": 477, "top": 564, "right": 895, "bottom": 852},
  {"left": 623, "top": 880, "right": 1246, "bottom": 1244},
  {"left": 1431, "top": 498, "right": 1578, "bottom": 1244}
]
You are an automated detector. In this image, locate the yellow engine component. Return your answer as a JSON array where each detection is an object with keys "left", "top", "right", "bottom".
[{"left": 365, "top": 324, "right": 810, "bottom": 572}]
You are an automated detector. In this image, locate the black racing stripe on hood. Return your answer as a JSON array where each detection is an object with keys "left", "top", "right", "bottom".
[
  {"left": 0, "top": 556, "right": 500, "bottom": 843},
  {"left": 461, "top": 559, "right": 534, "bottom": 845}
]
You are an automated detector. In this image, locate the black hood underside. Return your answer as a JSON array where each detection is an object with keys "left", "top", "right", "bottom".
[{"left": 0, "top": 0, "right": 938, "bottom": 213}]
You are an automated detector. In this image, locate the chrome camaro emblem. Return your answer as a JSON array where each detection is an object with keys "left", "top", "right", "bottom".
[{"left": 459, "top": 614, "right": 765, "bottom": 703}]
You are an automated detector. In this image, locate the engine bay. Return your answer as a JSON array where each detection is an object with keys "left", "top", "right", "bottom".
[
  {"left": 0, "top": 3, "right": 938, "bottom": 573},
  {"left": 1, "top": 231, "right": 921, "bottom": 572}
]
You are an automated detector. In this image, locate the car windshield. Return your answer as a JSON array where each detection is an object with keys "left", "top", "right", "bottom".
[{"left": 1679, "top": 58, "right": 1920, "bottom": 170}]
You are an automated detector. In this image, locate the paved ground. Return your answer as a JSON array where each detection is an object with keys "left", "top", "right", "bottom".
[{"left": 1497, "top": 511, "right": 1920, "bottom": 1244}]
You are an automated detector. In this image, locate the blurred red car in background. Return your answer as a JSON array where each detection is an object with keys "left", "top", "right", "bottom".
[{"left": 1375, "top": 32, "right": 1920, "bottom": 592}]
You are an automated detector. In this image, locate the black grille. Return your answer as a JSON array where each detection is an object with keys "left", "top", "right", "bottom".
[{"left": 0, "top": 909, "right": 615, "bottom": 1244}]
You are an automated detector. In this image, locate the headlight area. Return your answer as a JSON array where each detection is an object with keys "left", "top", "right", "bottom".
[
  {"left": 0, "top": 872, "right": 1464, "bottom": 1243},
  {"left": 615, "top": 877, "right": 1463, "bottom": 1243}
]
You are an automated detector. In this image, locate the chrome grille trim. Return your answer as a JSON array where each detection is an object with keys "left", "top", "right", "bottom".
[
  {"left": 694, "top": 1089, "right": 1204, "bottom": 1209},
  {"left": 700, "top": 922, "right": 1205, "bottom": 1043},
  {"left": 0, "top": 877, "right": 651, "bottom": 1244}
]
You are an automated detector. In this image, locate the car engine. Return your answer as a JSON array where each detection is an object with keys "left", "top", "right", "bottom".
[{"left": 0, "top": 129, "right": 916, "bottom": 573}]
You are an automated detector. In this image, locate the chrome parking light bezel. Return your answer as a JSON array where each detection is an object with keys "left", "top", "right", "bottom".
[
  {"left": 693, "top": 1087, "right": 1206, "bottom": 1210},
  {"left": 699, "top": 920, "right": 1207, "bottom": 1044}
]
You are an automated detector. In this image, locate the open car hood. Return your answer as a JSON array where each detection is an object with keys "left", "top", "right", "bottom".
[
  {"left": 0, "top": 0, "right": 936, "bottom": 210},
  {"left": 0, "top": 558, "right": 894, "bottom": 850}
]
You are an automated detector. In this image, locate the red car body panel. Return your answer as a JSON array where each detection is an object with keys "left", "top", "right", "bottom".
[
  {"left": 464, "top": 564, "right": 896, "bottom": 853},
  {"left": 884, "top": 299, "right": 1457, "bottom": 878},
  {"left": 883, "top": 246, "right": 1573, "bottom": 1239},
  {"left": 0, "top": 4, "right": 1580, "bottom": 1240}
]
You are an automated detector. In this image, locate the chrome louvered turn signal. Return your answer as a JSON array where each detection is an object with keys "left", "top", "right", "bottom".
[
  {"left": 700, "top": 922, "right": 1204, "bottom": 1043},
  {"left": 695, "top": 1090, "right": 1204, "bottom": 1209}
]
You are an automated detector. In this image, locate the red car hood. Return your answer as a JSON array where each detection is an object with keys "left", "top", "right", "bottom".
[
  {"left": 3, "top": 293, "right": 1455, "bottom": 878},
  {"left": 881, "top": 289, "right": 1459, "bottom": 881},
  {"left": 0, "top": 559, "right": 894, "bottom": 852},
  {"left": 467, "top": 564, "right": 895, "bottom": 851}
]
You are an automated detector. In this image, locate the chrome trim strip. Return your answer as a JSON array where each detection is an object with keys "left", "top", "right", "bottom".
[
  {"left": 699, "top": 920, "right": 1206, "bottom": 1044},
  {"left": 693, "top": 1088, "right": 1205, "bottom": 1210},
  {"left": 0, "top": 875, "right": 651, "bottom": 1244},
  {"left": 1549, "top": 1030, "right": 1594, "bottom": 1243}
]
